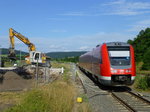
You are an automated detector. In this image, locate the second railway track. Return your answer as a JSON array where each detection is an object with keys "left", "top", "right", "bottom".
[{"left": 111, "top": 90, "right": 150, "bottom": 112}]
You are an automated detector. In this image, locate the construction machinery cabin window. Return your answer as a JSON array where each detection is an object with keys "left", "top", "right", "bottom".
[{"left": 35, "top": 53, "right": 40, "bottom": 60}]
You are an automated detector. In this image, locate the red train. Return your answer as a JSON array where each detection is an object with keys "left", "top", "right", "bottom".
[{"left": 79, "top": 42, "right": 136, "bottom": 86}]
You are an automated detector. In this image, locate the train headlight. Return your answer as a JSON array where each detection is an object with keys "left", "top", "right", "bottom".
[
  {"left": 126, "top": 69, "right": 131, "bottom": 73},
  {"left": 111, "top": 69, "right": 117, "bottom": 73},
  {"left": 126, "top": 70, "right": 129, "bottom": 73}
]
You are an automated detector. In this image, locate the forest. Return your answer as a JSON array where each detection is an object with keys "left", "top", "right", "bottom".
[{"left": 127, "top": 28, "right": 150, "bottom": 70}]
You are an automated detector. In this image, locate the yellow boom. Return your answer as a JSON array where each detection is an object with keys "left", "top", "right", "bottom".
[{"left": 9, "top": 28, "right": 36, "bottom": 51}]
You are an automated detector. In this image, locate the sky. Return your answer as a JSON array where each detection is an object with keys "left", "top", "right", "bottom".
[{"left": 0, "top": 0, "right": 150, "bottom": 52}]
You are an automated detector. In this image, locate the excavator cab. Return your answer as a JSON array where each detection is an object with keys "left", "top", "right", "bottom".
[
  {"left": 29, "top": 51, "right": 51, "bottom": 67},
  {"left": 25, "top": 51, "right": 42, "bottom": 64},
  {"left": 29, "top": 51, "right": 43, "bottom": 64}
]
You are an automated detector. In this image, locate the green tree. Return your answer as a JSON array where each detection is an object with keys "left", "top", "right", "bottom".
[
  {"left": 127, "top": 27, "right": 150, "bottom": 70},
  {"left": 142, "top": 48, "right": 150, "bottom": 70}
]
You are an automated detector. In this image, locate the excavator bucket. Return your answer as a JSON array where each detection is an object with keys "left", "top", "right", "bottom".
[{"left": 8, "top": 48, "right": 16, "bottom": 61}]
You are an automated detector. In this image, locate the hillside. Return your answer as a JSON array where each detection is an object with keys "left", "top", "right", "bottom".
[
  {"left": 46, "top": 51, "right": 87, "bottom": 58},
  {"left": 1, "top": 48, "right": 87, "bottom": 59},
  {"left": 0, "top": 48, "right": 27, "bottom": 55}
]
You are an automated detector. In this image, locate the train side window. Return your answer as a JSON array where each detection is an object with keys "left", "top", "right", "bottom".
[
  {"left": 100, "top": 51, "right": 102, "bottom": 64},
  {"left": 100, "top": 58, "right": 102, "bottom": 64}
]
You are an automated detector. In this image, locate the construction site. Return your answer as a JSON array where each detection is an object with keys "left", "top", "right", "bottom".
[
  {"left": 0, "top": 28, "right": 67, "bottom": 111},
  {"left": 0, "top": 28, "right": 51, "bottom": 89}
]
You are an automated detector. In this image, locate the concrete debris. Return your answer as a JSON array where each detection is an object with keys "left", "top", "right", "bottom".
[{"left": 50, "top": 67, "right": 64, "bottom": 75}]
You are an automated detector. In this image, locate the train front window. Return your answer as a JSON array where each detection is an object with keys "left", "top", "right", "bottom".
[{"left": 108, "top": 47, "right": 130, "bottom": 66}]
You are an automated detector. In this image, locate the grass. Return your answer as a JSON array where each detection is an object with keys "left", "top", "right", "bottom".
[
  {"left": 136, "top": 62, "right": 150, "bottom": 74},
  {"left": 134, "top": 74, "right": 150, "bottom": 91},
  {"left": 51, "top": 62, "right": 91, "bottom": 112},
  {"left": 3, "top": 62, "right": 91, "bottom": 112},
  {"left": 3, "top": 60, "right": 27, "bottom": 67},
  {"left": 4, "top": 80, "right": 91, "bottom": 112},
  {"left": 78, "top": 103, "right": 91, "bottom": 112},
  {"left": 51, "top": 61, "right": 71, "bottom": 82},
  {"left": 4, "top": 80, "right": 75, "bottom": 112},
  {"left": 133, "top": 62, "right": 150, "bottom": 91},
  {"left": 4, "top": 62, "right": 14, "bottom": 67},
  {"left": 79, "top": 94, "right": 89, "bottom": 102},
  {"left": 0, "top": 92, "right": 24, "bottom": 105}
]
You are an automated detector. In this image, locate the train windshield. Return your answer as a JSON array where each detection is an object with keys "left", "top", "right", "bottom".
[{"left": 108, "top": 46, "right": 130, "bottom": 66}]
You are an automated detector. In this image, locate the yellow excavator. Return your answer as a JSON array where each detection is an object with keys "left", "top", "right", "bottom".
[{"left": 8, "top": 28, "right": 51, "bottom": 67}]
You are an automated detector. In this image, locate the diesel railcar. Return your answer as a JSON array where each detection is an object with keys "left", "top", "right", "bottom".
[{"left": 79, "top": 42, "right": 136, "bottom": 86}]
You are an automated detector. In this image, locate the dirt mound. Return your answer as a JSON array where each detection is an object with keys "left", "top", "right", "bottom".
[{"left": 0, "top": 71, "right": 33, "bottom": 91}]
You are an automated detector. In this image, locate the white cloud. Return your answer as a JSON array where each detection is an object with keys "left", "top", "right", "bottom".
[
  {"left": 103, "top": 0, "right": 126, "bottom": 5},
  {"left": 49, "top": 45, "right": 60, "bottom": 49},
  {"left": 128, "top": 19, "right": 150, "bottom": 32},
  {"left": 138, "top": 20, "right": 150, "bottom": 25},
  {"left": 49, "top": 45, "right": 66, "bottom": 51},
  {"left": 102, "top": 0, "right": 150, "bottom": 16},
  {"left": 79, "top": 46, "right": 90, "bottom": 51},
  {"left": 0, "top": 36, "right": 10, "bottom": 48},
  {"left": 32, "top": 32, "right": 133, "bottom": 52},
  {"left": 0, "top": 32, "right": 134, "bottom": 52},
  {"left": 58, "top": 0, "right": 150, "bottom": 17}
]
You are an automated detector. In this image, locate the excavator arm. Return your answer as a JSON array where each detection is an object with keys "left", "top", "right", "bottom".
[
  {"left": 8, "top": 28, "right": 51, "bottom": 67},
  {"left": 8, "top": 28, "right": 36, "bottom": 60},
  {"left": 9, "top": 28, "right": 36, "bottom": 51}
]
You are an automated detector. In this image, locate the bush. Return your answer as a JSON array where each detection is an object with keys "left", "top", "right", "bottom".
[
  {"left": 135, "top": 75, "right": 150, "bottom": 90},
  {"left": 142, "top": 48, "right": 150, "bottom": 70}
]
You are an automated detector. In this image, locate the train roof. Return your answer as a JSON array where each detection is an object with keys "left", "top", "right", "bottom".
[{"left": 96, "top": 42, "right": 130, "bottom": 48}]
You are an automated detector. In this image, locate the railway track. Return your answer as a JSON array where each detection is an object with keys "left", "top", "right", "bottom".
[
  {"left": 77, "top": 66, "right": 150, "bottom": 112},
  {"left": 111, "top": 90, "right": 150, "bottom": 112}
]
